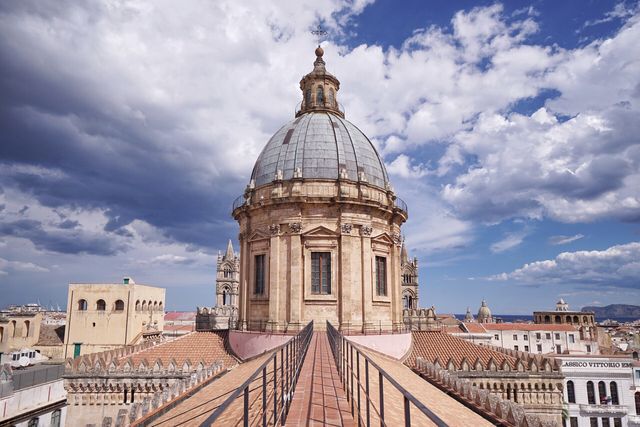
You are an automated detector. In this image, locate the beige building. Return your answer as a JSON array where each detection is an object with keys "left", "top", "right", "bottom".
[
  {"left": 534, "top": 299, "right": 597, "bottom": 341},
  {"left": 0, "top": 311, "right": 42, "bottom": 358},
  {"left": 400, "top": 243, "right": 419, "bottom": 310},
  {"left": 232, "top": 46, "right": 408, "bottom": 332},
  {"left": 63, "top": 277, "right": 165, "bottom": 358}
]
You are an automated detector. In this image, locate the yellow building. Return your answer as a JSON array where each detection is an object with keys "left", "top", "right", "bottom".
[
  {"left": 232, "top": 47, "right": 408, "bottom": 332},
  {"left": 63, "top": 277, "right": 165, "bottom": 358},
  {"left": 0, "top": 311, "right": 42, "bottom": 356}
]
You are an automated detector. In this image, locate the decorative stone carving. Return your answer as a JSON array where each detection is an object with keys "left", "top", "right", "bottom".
[
  {"left": 360, "top": 225, "right": 372, "bottom": 236},
  {"left": 340, "top": 223, "right": 353, "bottom": 235},
  {"left": 269, "top": 224, "right": 280, "bottom": 235},
  {"left": 392, "top": 232, "right": 402, "bottom": 246},
  {"left": 289, "top": 222, "right": 302, "bottom": 234}
]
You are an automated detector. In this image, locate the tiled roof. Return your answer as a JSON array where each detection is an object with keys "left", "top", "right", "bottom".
[
  {"left": 164, "top": 311, "right": 196, "bottom": 322},
  {"left": 127, "top": 331, "right": 236, "bottom": 368},
  {"left": 406, "top": 331, "right": 517, "bottom": 370},
  {"left": 36, "top": 324, "right": 65, "bottom": 346},
  {"left": 163, "top": 324, "right": 195, "bottom": 332},
  {"left": 482, "top": 323, "right": 577, "bottom": 332},
  {"left": 461, "top": 323, "right": 488, "bottom": 333}
]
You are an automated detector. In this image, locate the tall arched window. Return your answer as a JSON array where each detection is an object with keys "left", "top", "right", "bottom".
[
  {"left": 566, "top": 380, "right": 576, "bottom": 403},
  {"left": 566, "top": 315, "right": 572, "bottom": 323},
  {"left": 23, "top": 320, "right": 30, "bottom": 338},
  {"left": 0, "top": 326, "right": 4, "bottom": 343},
  {"left": 78, "top": 299, "right": 88, "bottom": 311},
  {"left": 96, "top": 299, "right": 106, "bottom": 311},
  {"left": 598, "top": 381, "right": 607, "bottom": 404},
  {"left": 11, "top": 320, "right": 17, "bottom": 338},
  {"left": 573, "top": 315, "right": 579, "bottom": 323},
  {"left": 555, "top": 315, "right": 561, "bottom": 323},
  {"left": 114, "top": 300, "right": 125, "bottom": 311},
  {"left": 222, "top": 289, "right": 228, "bottom": 306},
  {"left": 544, "top": 315, "right": 550, "bottom": 323},
  {"left": 328, "top": 88, "right": 335, "bottom": 106},
  {"left": 316, "top": 86, "right": 324, "bottom": 105},
  {"left": 142, "top": 301, "right": 148, "bottom": 311},
  {"left": 587, "top": 381, "right": 595, "bottom": 404},
  {"left": 305, "top": 89, "right": 311, "bottom": 107},
  {"left": 135, "top": 300, "right": 141, "bottom": 311},
  {"left": 610, "top": 381, "right": 619, "bottom": 405},
  {"left": 159, "top": 302, "right": 163, "bottom": 311}
]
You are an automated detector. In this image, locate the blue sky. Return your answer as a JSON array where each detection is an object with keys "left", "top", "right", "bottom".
[{"left": 1, "top": 0, "right": 639, "bottom": 314}]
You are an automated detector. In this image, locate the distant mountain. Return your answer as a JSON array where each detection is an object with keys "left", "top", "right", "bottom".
[{"left": 582, "top": 304, "right": 640, "bottom": 319}]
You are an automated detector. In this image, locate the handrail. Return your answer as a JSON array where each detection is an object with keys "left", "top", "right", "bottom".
[
  {"left": 326, "top": 321, "right": 448, "bottom": 427},
  {"left": 196, "top": 321, "right": 313, "bottom": 427}
]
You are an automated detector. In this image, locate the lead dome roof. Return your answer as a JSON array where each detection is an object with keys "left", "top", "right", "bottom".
[{"left": 250, "top": 112, "right": 389, "bottom": 190}]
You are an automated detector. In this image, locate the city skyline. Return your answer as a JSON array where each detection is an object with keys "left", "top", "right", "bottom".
[{"left": 1, "top": 0, "right": 640, "bottom": 314}]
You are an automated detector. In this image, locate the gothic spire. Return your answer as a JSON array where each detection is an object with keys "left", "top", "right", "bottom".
[{"left": 225, "top": 239, "right": 234, "bottom": 260}]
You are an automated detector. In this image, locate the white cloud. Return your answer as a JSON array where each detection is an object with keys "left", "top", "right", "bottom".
[
  {"left": 548, "top": 234, "right": 584, "bottom": 245},
  {"left": 488, "top": 242, "right": 640, "bottom": 289},
  {"left": 490, "top": 231, "right": 528, "bottom": 253},
  {"left": 0, "top": 257, "right": 49, "bottom": 275}
]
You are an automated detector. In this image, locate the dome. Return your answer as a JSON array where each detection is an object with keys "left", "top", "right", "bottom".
[
  {"left": 477, "top": 300, "right": 492, "bottom": 318},
  {"left": 250, "top": 112, "right": 389, "bottom": 190}
]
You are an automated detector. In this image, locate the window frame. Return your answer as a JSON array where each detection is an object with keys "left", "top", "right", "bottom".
[
  {"left": 375, "top": 256, "right": 388, "bottom": 297},
  {"left": 311, "top": 252, "right": 332, "bottom": 295},
  {"left": 253, "top": 253, "right": 266, "bottom": 296}
]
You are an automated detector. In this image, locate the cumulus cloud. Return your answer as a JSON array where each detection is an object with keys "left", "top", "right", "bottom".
[
  {"left": 548, "top": 234, "right": 584, "bottom": 245},
  {"left": 488, "top": 242, "right": 640, "bottom": 289},
  {"left": 0, "top": 257, "right": 49, "bottom": 276}
]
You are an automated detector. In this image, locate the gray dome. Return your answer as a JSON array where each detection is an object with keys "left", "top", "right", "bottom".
[{"left": 251, "top": 112, "right": 389, "bottom": 190}]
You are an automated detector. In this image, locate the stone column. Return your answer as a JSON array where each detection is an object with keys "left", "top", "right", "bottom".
[
  {"left": 239, "top": 233, "right": 249, "bottom": 330},
  {"left": 288, "top": 222, "right": 303, "bottom": 330},
  {"left": 360, "top": 225, "right": 373, "bottom": 332},
  {"left": 391, "top": 232, "right": 403, "bottom": 329},
  {"left": 340, "top": 223, "right": 354, "bottom": 331},
  {"left": 268, "top": 224, "right": 281, "bottom": 331}
]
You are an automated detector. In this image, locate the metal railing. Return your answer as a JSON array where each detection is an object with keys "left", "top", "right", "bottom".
[
  {"left": 394, "top": 196, "right": 408, "bottom": 214},
  {"left": 338, "top": 321, "right": 410, "bottom": 336},
  {"left": 326, "top": 321, "right": 448, "bottom": 427},
  {"left": 196, "top": 321, "right": 313, "bottom": 427},
  {"left": 232, "top": 194, "right": 247, "bottom": 211}
]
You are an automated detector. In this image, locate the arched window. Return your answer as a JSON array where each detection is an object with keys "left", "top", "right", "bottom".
[
  {"left": 0, "top": 326, "right": 4, "bottom": 342},
  {"left": 153, "top": 301, "right": 158, "bottom": 311},
  {"left": 135, "top": 300, "right": 141, "bottom": 311},
  {"left": 147, "top": 300, "right": 152, "bottom": 311},
  {"left": 636, "top": 391, "right": 640, "bottom": 414},
  {"left": 159, "top": 302, "right": 163, "bottom": 311},
  {"left": 598, "top": 381, "right": 607, "bottom": 404},
  {"left": 23, "top": 320, "right": 30, "bottom": 338},
  {"left": 583, "top": 316, "right": 588, "bottom": 323},
  {"left": 51, "top": 409, "right": 61, "bottom": 427},
  {"left": 544, "top": 315, "right": 550, "bottom": 323},
  {"left": 222, "top": 289, "right": 228, "bottom": 306},
  {"left": 587, "top": 381, "right": 595, "bottom": 404},
  {"left": 78, "top": 299, "right": 88, "bottom": 311},
  {"left": 11, "top": 320, "right": 17, "bottom": 338},
  {"left": 408, "top": 296, "right": 413, "bottom": 309},
  {"left": 96, "top": 299, "right": 106, "bottom": 311},
  {"left": 573, "top": 315, "right": 579, "bottom": 323},
  {"left": 610, "top": 381, "right": 619, "bottom": 405},
  {"left": 328, "top": 88, "right": 335, "bottom": 106},
  {"left": 403, "top": 295, "right": 408, "bottom": 309},
  {"left": 566, "top": 315, "right": 572, "bottom": 323},
  {"left": 142, "top": 301, "right": 147, "bottom": 311},
  {"left": 554, "top": 315, "right": 561, "bottom": 323},
  {"left": 316, "top": 86, "right": 324, "bottom": 105},
  {"left": 305, "top": 89, "right": 311, "bottom": 107},
  {"left": 566, "top": 380, "right": 576, "bottom": 403},
  {"left": 114, "top": 300, "right": 125, "bottom": 311}
]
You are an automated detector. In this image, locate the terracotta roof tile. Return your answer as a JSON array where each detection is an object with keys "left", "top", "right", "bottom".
[
  {"left": 121, "top": 331, "right": 237, "bottom": 368},
  {"left": 164, "top": 311, "right": 197, "bottom": 321},
  {"left": 461, "top": 323, "right": 487, "bottom": 333},
  {"left": 36, "top": 325, "right": 65, "bottom": 346},
  {"left": 406, "top": 331, "right": 517, "bottom": 370}
]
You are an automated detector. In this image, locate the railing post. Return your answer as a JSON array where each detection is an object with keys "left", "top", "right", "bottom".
[
  {"left": 262, "top": 366, "right": 267, "bottom": 427},
  {"left": 280, "top": 347, "right": 285, "bottom": 425},
  {"left": 357, "top": 351, "right": 361, "bottom": 426},
  {"left": 365, "top": 359, "right": 370, "bottom": 427},
  {"left": 273, "top": 355, "right": 277, "bottom": 424},
  {"left": 379, "top": 372, "right": 384, "bottom": 427},
  {"left": 404, "top": 396, "right": 411, "bottom": 427},
  {"left": 244, "top": 386, "right": 249, "bottom": 427},
  {"left": 350, "top": 344, "right": 354, "bottom": 416}
]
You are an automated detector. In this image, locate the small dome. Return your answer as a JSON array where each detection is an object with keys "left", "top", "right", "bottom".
[{"left": 250, "top": 112, "right": 389, "bottom": 189}]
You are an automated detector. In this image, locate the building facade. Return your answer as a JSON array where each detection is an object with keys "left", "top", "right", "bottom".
[
  {"left": 63, "top": 278, "right": 165, "bottom": 358},
  {"left": 232, "top": 46, "right": 408, "bottom": 332},
  {"left": 216, "top": 240, "right": 240, "bottom": 308},
  {"left": 556, "top": 356, "right": 636, "bottom": 427},
  {"left": 400, "top": 243, "right": 419, "bottom": 310},
  {"left": 534, "top": 299, "right": 597, "bottom": 341},
  {"left": 484, "top": 323, "right": 598, "bottom": 355}
]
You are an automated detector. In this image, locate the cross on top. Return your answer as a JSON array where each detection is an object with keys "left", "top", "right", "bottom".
[{"left": 311, "top": 25, "right": 327, "bottom": 46}]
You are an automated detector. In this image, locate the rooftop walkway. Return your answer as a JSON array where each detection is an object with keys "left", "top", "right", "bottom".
[{"left": 285, "top": 332, "right": 355, "bottom": 426}]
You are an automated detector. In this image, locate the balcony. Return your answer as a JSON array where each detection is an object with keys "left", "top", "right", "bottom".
[{"left": 579, "top": 404, "right": 628, "bottom": 416}]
